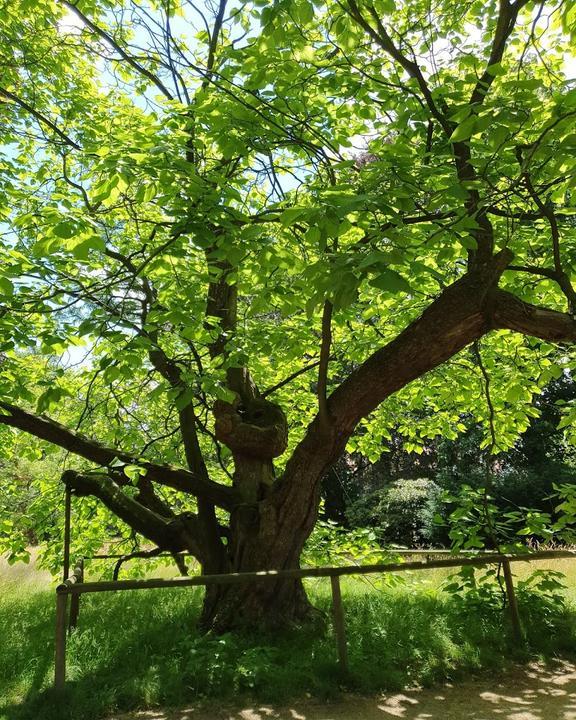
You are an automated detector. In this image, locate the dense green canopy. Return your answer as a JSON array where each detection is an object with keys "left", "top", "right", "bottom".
[{"left": 0, "top": 0, "right": 575, "bottom": 624}]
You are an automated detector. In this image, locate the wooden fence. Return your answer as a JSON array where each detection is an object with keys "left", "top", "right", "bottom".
[{"left": 53, "top": 548, "right": 576, "bottom": 689}]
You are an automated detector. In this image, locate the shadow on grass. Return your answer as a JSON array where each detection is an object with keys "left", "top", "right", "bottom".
[
  {"left": 2, "top": 587, "right": 334, "bottom": 720},
  {"left": 2, "top": 586, "right": 576, "bottom": 720}
]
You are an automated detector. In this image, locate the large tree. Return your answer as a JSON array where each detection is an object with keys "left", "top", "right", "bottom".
[{"left": 0, "top": 0, "right": 575, "bottom": 629}]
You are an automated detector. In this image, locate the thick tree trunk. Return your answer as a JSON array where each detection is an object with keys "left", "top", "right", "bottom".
[
  {"left": 199, "top": 563, "right": 316, "bottom": 632},
  {"left": 202, "top": 398, "right": 327, "bottom": 631},
  {"left": 205, "top": 395, "right": 334, "bottom": 631},
  {"left": 199, "top": 497, "right": 320, "bottom": 632}
]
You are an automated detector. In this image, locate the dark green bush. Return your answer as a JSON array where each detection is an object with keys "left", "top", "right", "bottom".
[{"left": 346, "top": 478, "right": 442, "bottom": 546}]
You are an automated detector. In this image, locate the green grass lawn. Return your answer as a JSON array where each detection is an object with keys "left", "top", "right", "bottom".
[{"left": 2, "top": 555, "right": 576, "bottom": 720}]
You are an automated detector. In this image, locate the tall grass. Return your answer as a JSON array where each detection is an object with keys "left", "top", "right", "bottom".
[{"left": 1, "top": 560, "right": 576, "bottom": 720}]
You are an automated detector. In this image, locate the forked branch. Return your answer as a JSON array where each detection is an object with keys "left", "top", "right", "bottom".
[
  {"left": 62, "top": 470, "right": 204, "bottom": 557},
  {"left": 0, "top": 402, "right": 238, "bottom": 509}
]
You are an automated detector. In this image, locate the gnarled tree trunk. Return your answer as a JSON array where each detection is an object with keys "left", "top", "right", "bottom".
[{"left": 200, "top": 379, "right": 324, "bottom": 630}]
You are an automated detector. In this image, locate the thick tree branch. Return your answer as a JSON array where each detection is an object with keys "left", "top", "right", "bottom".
[
  {"left": 205, "top": 255, "right": 237, "bottom": 361},
  {"left": 470, "top": 0, "right": 530, "bottom": 105},
  {"left": 147, "top": 346, "right": 210, "bottom": 476},
  {"left": 326, "top": 253, "right": 512, "bottom": 435},
  {"left": 146, "top": 293, "right": 229, "bottom": 573},
  {"left": 317, "top": 300, "right": 333, "bottom": 425},
  {"left": 0, "top": 403, "right": 237, "bottom": 509},
  {"left": 263, "top": 254, "right": 576, "bottom": 573},
  {"left": 62, "top": 470, "right": 179, "bottom": 548},
  {"left": 280, "top": 254, "right": 576, "bottom": 500},
  {"left": 136, "top": 478, "right": 176, "bottom": 519},
  {"left": 270, "top": 260, "right": 576, "bottom": 554},
  {"left": 279, "top": 254, "right": 511, "bottom": 493},
  {"left": 62, "top": 470, "right": 205, "bottom": 558},
  {"left": 203, "top": 0, "right": 227, "bottom": 88},
  {"left": 493, "top": 290, "right": 576, "bottom": 341}
]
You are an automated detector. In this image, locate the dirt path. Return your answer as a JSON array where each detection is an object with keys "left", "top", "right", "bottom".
[{"left": 112, "top": 660, "right": 576, "bottom": 720}]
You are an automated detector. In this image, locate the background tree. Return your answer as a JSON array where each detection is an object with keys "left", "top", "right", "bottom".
[
  {"left": 328, "top": 375, "right": 576, "bottom": 547},
  {"left": 0, "top": 0, "right": 575, "bottom": 630}
]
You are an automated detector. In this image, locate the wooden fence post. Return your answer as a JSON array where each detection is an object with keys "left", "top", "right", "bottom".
[
  {"left": 54, "top": 591, "right": 69, "bottom": 689},
  {"left": 63, "top": 487, "right": 71, "bottom": 583},
  {"left": 330, "top": 575, "right": 349, "bottom": 673},
  {"left": 502, "top": 558, "right": 523, "bottom": 643},
  {"left": 69, "top": 558, "right": 84, "bottom": 632}
]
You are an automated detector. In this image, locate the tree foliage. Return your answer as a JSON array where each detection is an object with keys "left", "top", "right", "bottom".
[{"left": 0, "top": 0, "right": 575, "bottom": 626}]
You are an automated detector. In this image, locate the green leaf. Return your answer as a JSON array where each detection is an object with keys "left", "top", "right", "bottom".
[
  {"left": 0, "top": 277, "right": 14, "bottom": 296},
  {"left": 174, "top": 388, "right": 195, "bottom": 411},
  {"left": 36, "top": 387, "right": 71, "bottom": 414},
  {"left": 280, "top": 207, "right": 309, "bottom": 226},
  {"left": 486, "top": 62, "right": 507, "bottom": 76},
  {"left": 449, "top": 115, "right": 476, "bottom": 142},
  {"left": 123, "top": 465, "right": 147, "bottom": 483},
  {"left": 506, "top": 384, "right": 523, "bottom": 403},
  {"left": 70, "top": 235, "right": 106, "bottom": 259},
  {"left": 52, "top": 221, "right": 77, "bottom": 239},
  {"left": 369, "top": 269, "right": 411, "bottom": 294},
  {"left": 296, "top": 0, "right": 314, "bottom": 24}
]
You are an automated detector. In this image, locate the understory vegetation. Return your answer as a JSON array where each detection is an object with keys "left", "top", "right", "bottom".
[{"left": 2, "top": 557, "right": 576, "bottom": 720}]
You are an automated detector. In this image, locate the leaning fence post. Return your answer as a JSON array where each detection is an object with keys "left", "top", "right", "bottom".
[
  {"left": 330, "top": 575, "right": 349, "bottom": 673},
  {"left": 54, "top": 590, "right": 69, "bottom": 689},
  {"left": 502, "top": 558, "right": 523, "bottom": 643},
  {"left": 69, "top": 558, "right": 84, "bottom": 632}
]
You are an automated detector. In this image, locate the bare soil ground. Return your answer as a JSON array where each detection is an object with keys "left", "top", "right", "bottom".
[{"left": 112, "top": 660, "right": 576, "bottom": 720}]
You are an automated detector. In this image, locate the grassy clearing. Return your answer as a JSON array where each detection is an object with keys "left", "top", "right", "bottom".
[
  {"left": 395, "top": 556, "right": 576, "bottom": 601},
  {"left": 1, "top": 558, "right": 576, "bottom": 720}
]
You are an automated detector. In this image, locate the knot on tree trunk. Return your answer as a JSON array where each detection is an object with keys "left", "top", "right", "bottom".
[{"left": 214, "top": 397, "right": 288, "bottom": 459}]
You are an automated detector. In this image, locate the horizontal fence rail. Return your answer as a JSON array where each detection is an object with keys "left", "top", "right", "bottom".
[
  {"left": 53, "top": 549, "right": 576, "bottom": 689},
  {"left": 55, "top": 549, "right": 576, "bottom": 595}
]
